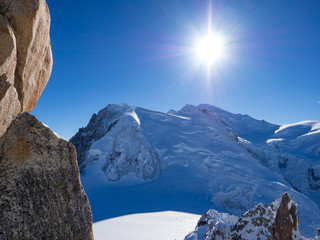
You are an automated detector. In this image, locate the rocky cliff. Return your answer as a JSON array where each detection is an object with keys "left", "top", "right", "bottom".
[
  {"left": 0, "top": 113, "right": 93, "bottom": 239},
  {"left": 185, "top": 193, "right": 316, "bottom": 240},
  {"left": 0, "top": 0, "right": 52, "bottom": 136},
  {"left": 0, "top": 0, "right": 93, "bottom": 239}
]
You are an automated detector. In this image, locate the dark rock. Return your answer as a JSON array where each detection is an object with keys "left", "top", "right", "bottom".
[
  {"left": 308, "top": 168, "right": 320, "bottom": 190},
  {"left": 70, "top": 111, "right": 109, "bottom": 167},
  {"left": 278, "top": 155, "right": 289, "bottom": 169},
  {"left": 273, "top": 192, "right": 298, "bottom": 240},
  {"left": 0, "top": 113, "right": 93, "bottom": 239}
]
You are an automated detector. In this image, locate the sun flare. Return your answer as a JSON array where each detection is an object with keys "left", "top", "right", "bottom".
[{"left": 196, "top": 34, "right": 225, "bottom": 65}]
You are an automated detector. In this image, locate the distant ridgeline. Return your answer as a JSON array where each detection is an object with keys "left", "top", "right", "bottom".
[{"left": 71, "top": 103, "right": 320, "bottom": 237}]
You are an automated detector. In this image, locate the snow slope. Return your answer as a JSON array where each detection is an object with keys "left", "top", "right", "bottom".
[
  {"left": 93, "top": 211, "right": 200, "bottom": 240},
  {"left": 70, "top": 104, "right": 320, "bottom": 238}
]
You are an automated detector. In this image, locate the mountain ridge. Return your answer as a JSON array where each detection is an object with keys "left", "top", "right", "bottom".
[{"left": 70, "top": 103, "right": 320, "bottom": 237}]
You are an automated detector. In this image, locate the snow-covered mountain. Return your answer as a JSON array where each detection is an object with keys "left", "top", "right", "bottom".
[
  {"left": 70, "top": 103, "right": 320, "bottom": 237},
  {"left": 71, "top": 104, "right": 161, "bottom": 182}
]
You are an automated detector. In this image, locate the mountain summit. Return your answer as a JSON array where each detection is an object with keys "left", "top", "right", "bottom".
[{"left": 70, "top": 103, "right": 320, "bottom": 237}]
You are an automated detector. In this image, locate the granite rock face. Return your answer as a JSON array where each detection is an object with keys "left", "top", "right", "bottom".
[
  {"left": 185, "top": 193, "right": 313, "bottom": 240},
  {"left": 0, "top": 112, "right": 93, "bottom": 240},
  {"left": 0, "top": 78, "right": 20, "bottom": 137},
  {"left": 0, "top": 0, "right": 52, "bottom": 136},
  {"left": 0, "top": 14, "right": 20, "bottom": 137},
  {"left": 0, "top": 0, "right": 93, "bottom": 238}
]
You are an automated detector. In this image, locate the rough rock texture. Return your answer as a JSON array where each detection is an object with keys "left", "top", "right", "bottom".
[
  {"left": 70, "top": 110, "right": 109, "bottom": 168},
  {"left": 185, "top": 193, "right": 313, "bottom": 240},
  {"left": 0, "top": 0, "right": 93, "bottom": 238},
  {"left": 0, "top": 112, "right": 93, "bottom": 240},
  {"left": 0, "top": 14, "right": 20, "bottom": 137},
  {"left": 0, "top": 0, "right": 52, "bottom": 136},
  {"left": 0, "top": 78, "right": 20, "bottom": 137},
  {"left": 274, "top": 192, "right": 299, "bottom": 240},
  {"left": 0, "top": 15, "right": 16, "bottom": 85}
]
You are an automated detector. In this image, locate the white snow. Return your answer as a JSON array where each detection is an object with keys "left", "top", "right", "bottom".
[
  {"left": 275, "top": 120, "right": 320, "bottom": 134},
  {"left": 125, "top": 111, "right": 141, "bottom": 125},
  {"left": 167, "top": 113, "right": 191, "bottom": 120},
  {"left": 301, "top": 129, "right": 320, "bottom": 137},
  {"left": 93, "top": 211, "right": 200, "bottom": 240},
  {"left": 266, "top": 138, "right": 285, "bottom": 144},
  {"left": 73, "top": 103, "right": 320, "bottom": 238},
  {"left": 41, "top": 122, "right": 66, "bottom": 140}
]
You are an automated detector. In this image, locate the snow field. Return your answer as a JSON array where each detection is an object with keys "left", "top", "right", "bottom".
[{"left": 93, "top": 211, "right": 200, "bottom": 240}]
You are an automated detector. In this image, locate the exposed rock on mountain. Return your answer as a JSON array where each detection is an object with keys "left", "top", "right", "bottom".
[
  {"left": 0, "top": 113, "right": 93, "bottom": 239},
  {"left": 0, "top": 0, "right": 52, "bottom": 136},
  {"left": 274, "top": 193, "right": 299, "bottom": 240},
  {"left": 0, "top": 78, "right": 20, "bottom": 137},
  {"left": 70, "top": 104, "right": 161, "bottom": 181},
  {"left": 185, "top": 193, "right": 313, "bottom": 240}
]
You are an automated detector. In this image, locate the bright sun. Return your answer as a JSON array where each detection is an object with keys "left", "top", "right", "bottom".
[{"left": 196, "top": 34, "right": 225, "bottom": 65}]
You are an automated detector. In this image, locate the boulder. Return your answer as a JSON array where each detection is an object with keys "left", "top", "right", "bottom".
[
  {"left": 0, "top": 112, "right": 93, "bottom": 239},
  {"left": 0, "top": 0, "right": 52, "bottom": 136},
  {"left": 0, "top": 0, "right": 94, "bottom": 238},
  {"left": 0, "top": 14, "right": 20, "bottom": 137},
  {"left": 0, "top": 15, "right": 16, "bottom": 85},
  {"left": 0, "top": 0, "right": 53, "bottom": 112},
  {"left": 0, "top": 78, "right": 20, "bottom": 137}
]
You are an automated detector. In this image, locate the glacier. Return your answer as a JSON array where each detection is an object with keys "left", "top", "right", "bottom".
[{"left": 70, "top": 103, "right": 320, "bottom": 237}]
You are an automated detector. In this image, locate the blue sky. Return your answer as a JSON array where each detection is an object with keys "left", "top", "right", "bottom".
[{"left": 32, "top": 0, "right": 320, "bottom": 139}]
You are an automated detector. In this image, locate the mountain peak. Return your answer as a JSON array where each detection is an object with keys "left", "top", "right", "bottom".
[
  {"left": 70, "top": 104, "right": 161, "bottom": 181},
  {"left": 70, "top": 103, "right": 320, "bottom": 236}
]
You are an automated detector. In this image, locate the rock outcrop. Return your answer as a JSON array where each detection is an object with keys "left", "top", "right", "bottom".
[
  {"left": 273, "top": 193, "right": 299, "bottom": 240},
  {"left": 0, "top": 0, "right": 52, "bottom": 136},
  {"left": 0, "top": 113, "right": 93, "bottom": 239},
  {"left": 0, "top": 0, "right": 93, "bottom": 239},
  {"left": 0, "top": 14, "right": 20, "bottom": 137},
  {"left": 185, "top": 193, "right": 316, "bottom": 240}
]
